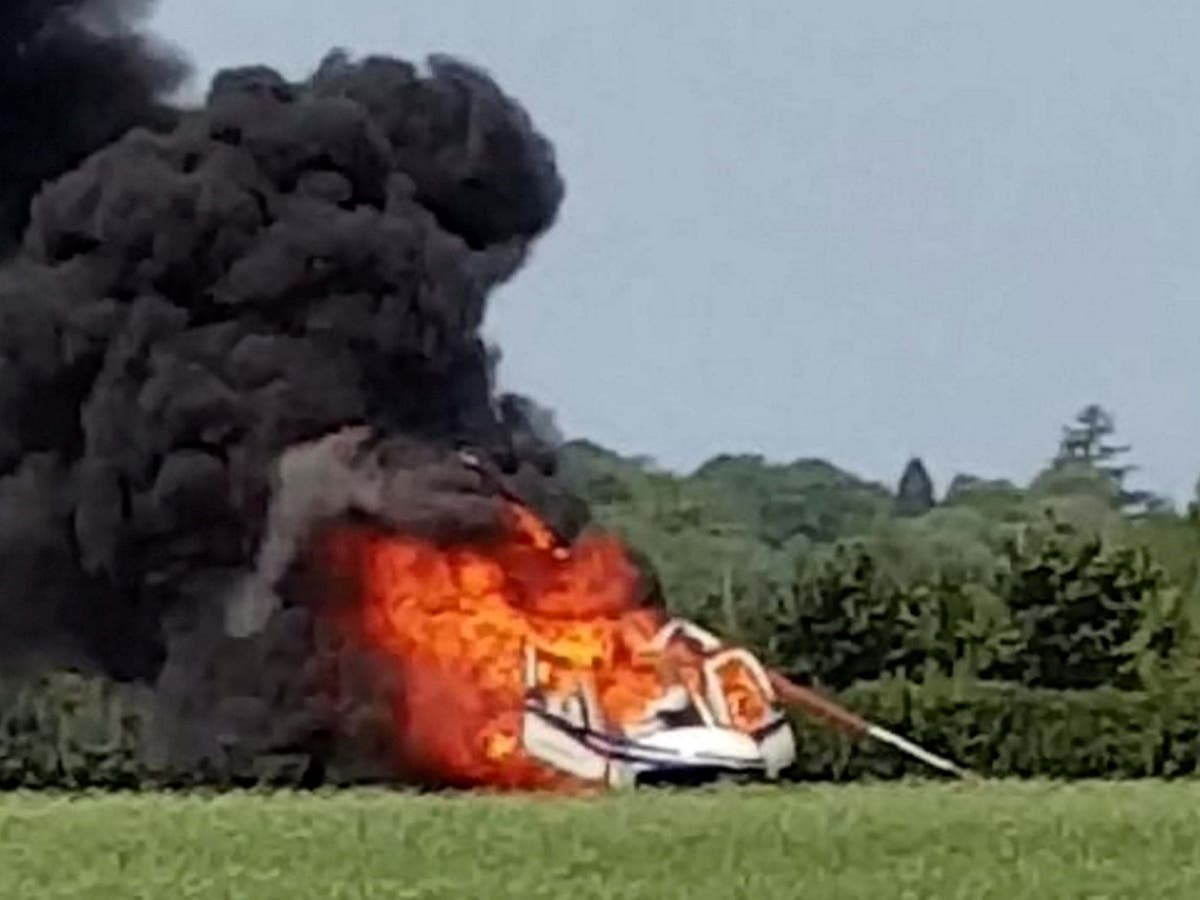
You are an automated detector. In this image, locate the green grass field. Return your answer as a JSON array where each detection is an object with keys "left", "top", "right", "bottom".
[{"left": 2, "top": 781, "right": 1199, "bottom": 899}]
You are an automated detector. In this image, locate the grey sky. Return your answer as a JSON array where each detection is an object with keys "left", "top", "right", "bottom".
[{"left": 152, "top": 1, "right": 1199, "bottom": 501}]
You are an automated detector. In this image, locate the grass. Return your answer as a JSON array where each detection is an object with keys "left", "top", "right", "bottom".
[{"left": 2, "top": 781, "right": 1200, "bottom": 899}]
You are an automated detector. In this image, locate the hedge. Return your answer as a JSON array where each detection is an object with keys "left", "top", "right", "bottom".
[
  {"left": 0, "top": 672, "right": 147, "bottom": 790},
  {"left": 787, "top": 677, "right": 1200, "bottom": 781},
  {"left": 5, "top": 672, "right": 1200, "bottom": 788}
]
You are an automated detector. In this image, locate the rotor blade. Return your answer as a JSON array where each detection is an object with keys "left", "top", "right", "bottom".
[
  {"left": 766, "top": 671, "right": 870, "bottom": 737},
  {"left": 866, "top": 724, "right": 973, "bottom": 779},
  {"left": 766, "top": 669, "right": 975, "bottom": 779}
]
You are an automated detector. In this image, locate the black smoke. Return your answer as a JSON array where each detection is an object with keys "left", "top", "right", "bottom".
[
  {"left": 0, "top": 45, "right": 590, "bottom": 782},
  {"left": 0, "top": 0, "right": 188, "bottom": 254}
]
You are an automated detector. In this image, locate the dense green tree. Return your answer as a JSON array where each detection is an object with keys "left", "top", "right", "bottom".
[
  {"left": 994, "top": 515, "right": 1170, "bottom": 689},
  {"left": 771, "top": 542, "right": 906, "bottom": 689},
  {"left": 1052, "top": 405, "right": 1165, "bottom": 514},
  {"left": 1056, "top": 405, "right": 1126, "bottom": 468},
  {"left": 944, "top": 475, "right": 1025, "bottom": 520},
  {"left": 896, "top": 457, "right": 935, "bottom": 517},
  {"left": 691, "top": 455, "right": 893, "bottom": 546}
]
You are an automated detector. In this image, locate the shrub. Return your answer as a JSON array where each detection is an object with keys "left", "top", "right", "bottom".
[
  {"left": 995, "top": 517, "right": 1171, "bottom": 689},
  {"left": 0, "top": 672, "right": 148, "bottom": 789},
  {"left": 769, "top": 543, "right": 907, "bottom": 689},
  {"left": 770, "top": 542, "right": 1020, "bottom": 689},
  {"left": 767, "top": 514, "right": 1181, "bottom": 692},
  {"left": 894, "top": 578, "right": 1021, "bottom": 681}
]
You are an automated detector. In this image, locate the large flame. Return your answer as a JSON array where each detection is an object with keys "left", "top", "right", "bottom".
[{"left": 321, "top": 503, "right": 721, "bottom": 789}]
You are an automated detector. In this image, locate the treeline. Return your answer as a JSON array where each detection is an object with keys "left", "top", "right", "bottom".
[{"left": 560, "top": 405, "right": 1200, "bottom": 777}]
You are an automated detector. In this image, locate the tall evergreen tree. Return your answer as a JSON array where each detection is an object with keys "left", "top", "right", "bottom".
[
  {"left": 1054, "top": 405, "right": 1163, "bottom": 514},
  {"left": 896, "top": 457, "right": 935, "bottom": 517}
]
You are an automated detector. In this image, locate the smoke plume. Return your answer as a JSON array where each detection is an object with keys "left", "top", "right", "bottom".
[
  {"left": 0, "top": 41, "right": 589, "bottom": 782},
  {"left": 0, "top": 0, "right": 188, "bottom": 254}
]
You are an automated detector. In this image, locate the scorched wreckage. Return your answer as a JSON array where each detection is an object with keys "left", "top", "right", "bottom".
[
  {"left": 0, "top": 0, "right": 966, "bottom": 789},
  {"left": 318, "top": 473, "right": 799, "bottom": 788}
]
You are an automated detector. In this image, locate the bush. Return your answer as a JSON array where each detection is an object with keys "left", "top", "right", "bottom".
[
  {"left": 769, "top": 542, "right": 1020, "bottom": 690},
  {"left": 766, "top": 514, "right": 1180, "bottom": 692},
  {"left": 893, "top": 578, "right": 1021, "bottom": 681},
  {"left": 786, "top": 677, "right": 1200, "bottom": 781},
  {"left": 768, "top": 543, "right": 908, "bottom": 689},
  {"left": 0, "top": 672, "right": 148, "bottom": 789},
  {"left": 995, "top": 518, "right": 1171, "bottom": 689}
]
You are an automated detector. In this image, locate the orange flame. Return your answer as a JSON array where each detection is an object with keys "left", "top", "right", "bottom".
[{"left": 320, "top": 502, "right": 767, "bottom": 789}]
